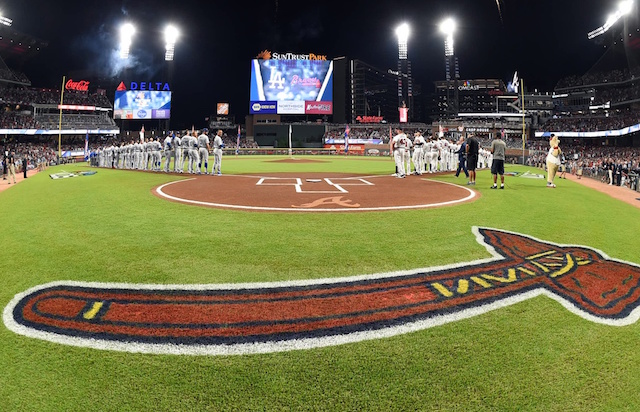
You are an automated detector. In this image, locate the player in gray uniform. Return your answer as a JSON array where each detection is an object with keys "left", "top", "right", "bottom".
[
  {"left": 172, "top": 133, "right": 182, "bottom": 173},
  {"left": 211, "top": 129, "right": 224, "bottom": 175},
  {"left": 152, "top": 138, "right": 163, "bottom": 171},
  {"left": 187, "top": 131, "right": 200, "bottom": 174},
  {"left": 178, "top": 130, "right": 190, "bottom": 173},
  {"left": 197, "top": 129, "right": 211, "bottom": 174},
  {"left": 141, "top": 138, "right": 149, "bottom": 170},
  {"left": 134, "top": 140, "right": 144, "bottom": 170},
  {"left": 163, "top": 132, "right": 175, "bottom": 173}
]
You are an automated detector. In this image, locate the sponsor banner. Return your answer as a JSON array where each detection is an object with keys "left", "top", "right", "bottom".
[
  {"left": 0, "top": 129, "right": 119, "bottom": 135},
  {"left": 135, "top": 109, "right": 152, "bottom": 119},
  {"left": 356, "top": 115, "right": 384, "bottom": 123},
  {"left": 305, "top": 101, "right": 332, "bottom": 115},
  {"left": 324, "top": 144, "right": 364, "bottom": 154},
  {"left": 535, "top": 123, "right": 640, "bottom": 138},
  {"left": 325, "top": 138, "right": 383, "bottom": 145},
  {"left": 152, "top": 109, "right": 170, "bottom": 119},
  {"left": 250, "top": 101, "right": 277, "bottom": 114},
  {"left": 278, "top": 100, "right": 305, "bottom": 115}
]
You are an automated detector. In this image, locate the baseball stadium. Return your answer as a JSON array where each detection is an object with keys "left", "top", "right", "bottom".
[{"left": 3, "top": 2, "right": 640, "bottom": 412}]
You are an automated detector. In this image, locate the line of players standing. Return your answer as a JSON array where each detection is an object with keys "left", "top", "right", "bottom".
[
  {"left": 390, "top": 128, "right": 492, "bottom": 178},
  {"left": 95, "top": 129, "right": 225, "bottom": 175}
]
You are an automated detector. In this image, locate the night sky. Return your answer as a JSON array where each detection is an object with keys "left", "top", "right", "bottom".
[{"left": 2, "top": 0, "right": 628, "bottom": 128}]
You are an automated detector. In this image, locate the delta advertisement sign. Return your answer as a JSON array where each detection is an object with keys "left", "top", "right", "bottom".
[{"left": 113, "top": 81, "right": 172, "bottom": 120}]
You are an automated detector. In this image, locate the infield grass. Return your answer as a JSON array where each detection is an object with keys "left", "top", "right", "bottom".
[{"left": 1, "top": 155, "right": 639, "bottom": 411}]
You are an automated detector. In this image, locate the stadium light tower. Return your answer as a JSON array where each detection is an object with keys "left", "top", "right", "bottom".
[
  {"left": 440, "top": 17, "right": 459, "bottom": 120},
  {"left": 395, "top": 23, "right": 412, "bottom": 122},
  {"left": 439, "top": 18, "right": 456, "bottom": 57},
  {"left": 119, "top": 23, "right": 135, "bottom": 59},
  {"left": 395, "top": 23, "right": 409, "bottom": 60},
  {"left": 164, "top": 25, "right": 179, "bottom": 61},
  {"left": 588, "top": 0, "right": 634, "bottom": 39},
  {"left": 0, "top": 12, "right": 12, "bottom": 27}
]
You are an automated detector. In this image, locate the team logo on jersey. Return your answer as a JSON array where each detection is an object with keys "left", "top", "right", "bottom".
[{"left": 4, "top": 227, "right": 640, "bottom": 355}]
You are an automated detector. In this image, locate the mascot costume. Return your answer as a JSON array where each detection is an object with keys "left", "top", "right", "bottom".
[{"left": 546, "top": 134, "right": 562, "bottom": 188}]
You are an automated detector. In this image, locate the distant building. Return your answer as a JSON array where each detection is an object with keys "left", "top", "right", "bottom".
[{"left": 333, "top": 57, "right": 423, "bottom": 124}]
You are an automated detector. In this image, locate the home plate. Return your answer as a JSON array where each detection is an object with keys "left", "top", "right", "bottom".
[{"left": 307, "top": 179, "right": 322, "bottom": 183}]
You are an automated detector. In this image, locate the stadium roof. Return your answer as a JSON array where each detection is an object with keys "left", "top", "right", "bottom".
[{"left": 0, "top": 25, "right": 47, "bottom": 65}]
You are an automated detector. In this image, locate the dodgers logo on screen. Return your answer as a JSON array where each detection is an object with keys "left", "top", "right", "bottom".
[{"left": 137, "top": 110, "right": 147, "bottom": 118}]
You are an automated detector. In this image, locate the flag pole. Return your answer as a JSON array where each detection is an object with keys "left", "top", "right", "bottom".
[
  {"left": 288, "top": 125, "right": 292, "bottom": 158},
  {"left": 58, "top": 76, "right": 65, "bottom": 160},
  {"left": 521, "top": 79, "right": 526, "bottom": 165}
]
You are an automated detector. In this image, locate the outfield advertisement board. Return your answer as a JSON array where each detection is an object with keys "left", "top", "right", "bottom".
[
  {"left": 114, "top": 91, "right": 172, "bottom": 120},
  {"left": 249, "top": 59, "right": 333, "bottom": 115}
]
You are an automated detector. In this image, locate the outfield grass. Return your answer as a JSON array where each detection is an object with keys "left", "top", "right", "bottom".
[{"left": 1, "top": 156, "right": 639, "bottom": 411}]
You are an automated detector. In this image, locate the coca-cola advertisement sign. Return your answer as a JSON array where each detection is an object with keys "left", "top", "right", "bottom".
[{"left": 66, "top": 79, "right": 90, "bottom": 92}]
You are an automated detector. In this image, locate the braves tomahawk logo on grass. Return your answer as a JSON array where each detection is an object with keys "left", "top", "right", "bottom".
[{"left": 4, "top": 227, "right": 640, "bottom": 356}]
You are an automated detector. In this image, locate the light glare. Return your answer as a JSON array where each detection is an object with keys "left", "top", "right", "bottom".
[{"left": 439, "top": 18, "right": 456, "bottom": 36}]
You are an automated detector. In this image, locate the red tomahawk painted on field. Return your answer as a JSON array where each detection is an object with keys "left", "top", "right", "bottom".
[{"left": 4, "top": 227, "right": 640, "bottom": 356}]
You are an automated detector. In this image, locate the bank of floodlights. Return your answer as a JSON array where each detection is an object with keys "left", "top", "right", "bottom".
[
  {"left": 164, "top": 25, "right": 179, "bottom": 61},
  {"left": 588, "top": 0, "right": 634, "bottom": 39},
  {"left": 0, "top": 13, "right": 12, "bottom": 27},
  {"left": 440, "top": 18, "right": 456, "bottom": 57},
  {"left": 119, "top": 23, "right": 135, "bottom": 59},
  {"left": 395, "top": 23, "right": 410, "bottom": 60}
]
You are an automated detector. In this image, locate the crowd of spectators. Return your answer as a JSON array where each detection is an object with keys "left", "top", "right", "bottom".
[
  {"left": 324, "top": 124, "right": 430, "bottom": 143},
  {"left": 1, "top": 142, "right": 57, "bottom": 177},
  {"left": 540, "top": 111, "right": 640, "bottom": 133},
  {"left": 0, "top": 110, "right": 39, "bottom": 129},
  {"left": 0, "top": 87, "right": 112, "bottom": 108},
  {"left": 37, "top": 113, "right": 117, "bottom": 130},
  {"left": 0, "top": 68, "right": 31, "bottom": 85},
  {"left": 555, "top": 69, "right": 631, "bottom": 90},
  {"left": 593, "top": 83, "right": 640, "bottom": 105},
  {"left": 525, "top": 138, "right": 640, "bottom": 190}
]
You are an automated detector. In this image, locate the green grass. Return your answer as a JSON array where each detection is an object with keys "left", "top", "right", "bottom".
[{"left": 1, "top": 156, "right": 640, "bottom": 411}]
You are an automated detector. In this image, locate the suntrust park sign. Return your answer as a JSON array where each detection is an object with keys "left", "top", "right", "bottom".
[{"left": 256, "top": 50, "right": 327, "bottom": 61}]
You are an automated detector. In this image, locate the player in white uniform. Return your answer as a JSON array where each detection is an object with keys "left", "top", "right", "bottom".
[
  {"left": 390, "top": 128, "right": 408, "bottom": 178},
  {"left": 430, "top": 137, "right": 440, "bottom": 173},
  {"left": 211, "top": 129, "right": 224, "bottom": 175},
  {"left": 197, "top": 129, "right": 211, "bottom": 174},
  {"left": 403, "top": 136, "right": 412, "bottom": 175},
  {"left": 412, "top": 131, "right": 426, "bottom": 175}
]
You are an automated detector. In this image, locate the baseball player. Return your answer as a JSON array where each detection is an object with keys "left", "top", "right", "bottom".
[
  {"left": 163, "top": 132, "right": 175, "bottom": 173},
  {"left": 197, "top": 128, "right": 211, "bottom": 174},
  {"left": 173, "top": 132, "right": 182, "bottom": 173},
  {"left": 412, "top": 131, "right": 426, "bottom": 175},
  {"left": 390, "top": 128, "right": 408, "bottom": 178},
  {"left": 211, "top": 129, "right": 224, "bottom": 175},
  {"left": 187, "top": 131, "right": 200, "bottom": 174},
  {"left": 404, "top": 135, "right": 413, "bottom": 175}
]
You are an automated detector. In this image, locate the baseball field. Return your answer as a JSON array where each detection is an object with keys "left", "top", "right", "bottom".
[{"left": 2, "top": 155, "right": 640, "bottom": 411}]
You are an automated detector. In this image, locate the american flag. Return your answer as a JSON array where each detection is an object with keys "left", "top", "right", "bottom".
[
  {"left": 236, "top": 125, "right": 241, "bottom": 155},
  {"left": 84, "top": 132, "right": 89, "bottom": 160}
]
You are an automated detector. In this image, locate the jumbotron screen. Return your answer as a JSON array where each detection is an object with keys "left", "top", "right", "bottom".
[
  {"left": 113, "top": 91, "right": 172, "bottom": 120},
  {"left": 249, "top": 59, "right": 333, "bottom": 115}
]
